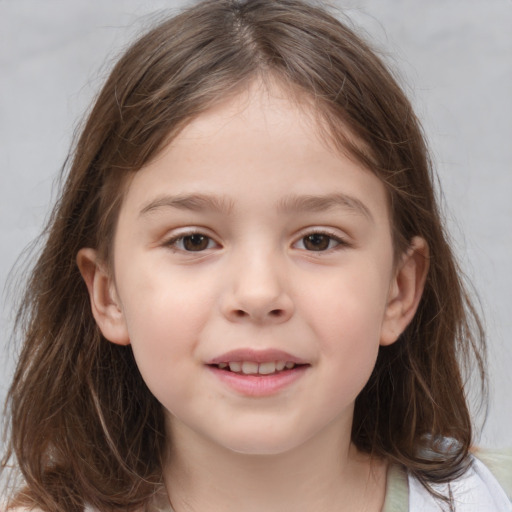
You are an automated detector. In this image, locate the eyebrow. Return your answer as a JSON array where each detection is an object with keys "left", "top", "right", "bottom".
[
  {"left": 277, "top": 193, "right": 374, "bottom": 221},
  {"left": 139, "top": 192, "right": 373, "bottom": 221},
  {"left": 139, "top": 193, "right": 235, "bottom": 216}
]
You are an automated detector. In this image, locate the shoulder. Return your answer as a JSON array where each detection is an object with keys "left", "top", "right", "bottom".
[
  {"left": 408, "top": 453, "right": 512, "bottom": 511},
  {"left": 473, "top": 446, "right": 512, "bottom": 500}
]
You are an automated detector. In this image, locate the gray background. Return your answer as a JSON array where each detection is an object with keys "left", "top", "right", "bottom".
[{"left": 1, "top": 0, "right": 511, "bottom": 448}]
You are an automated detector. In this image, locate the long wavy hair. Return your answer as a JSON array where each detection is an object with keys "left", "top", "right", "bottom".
[{"left": 2, "top": 0, "right": 486, "bottom": 510}]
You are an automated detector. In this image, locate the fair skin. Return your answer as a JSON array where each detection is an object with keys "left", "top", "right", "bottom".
[{"left": 78, "top": 81, "right": 428, "bottom": 512}]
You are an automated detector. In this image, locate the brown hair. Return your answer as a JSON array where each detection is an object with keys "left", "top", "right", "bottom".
[{"left": 2, "top": 0, "right": 486, "bottom": 510}]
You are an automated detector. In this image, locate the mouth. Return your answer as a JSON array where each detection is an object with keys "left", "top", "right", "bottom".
[
  {"left": 205, "top": 349, "right": 309, "bottom": 395},
  {"left": 208, "top": 360, "right": 307, "bottom": 376}
]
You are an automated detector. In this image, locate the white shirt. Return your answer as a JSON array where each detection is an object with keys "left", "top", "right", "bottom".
[{"left": 409, "top": 456, "right": 512, "bottom": 511}]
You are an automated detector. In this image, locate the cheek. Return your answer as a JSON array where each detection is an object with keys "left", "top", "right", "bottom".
[
  {"left": 303, "top": 267, "right": 389, "bottom": 346},
  {"left": 121, "top": 287, "right": 204, "bottom": 412},
  {"left": 118, "top": 257, "right": 216, "bottom": 334},
  {"left": 115, "top": 262, "right": 217, "bottom": 383},
  {"left": 310, "top": 298, "right": 382, "bottom": 410},
  {"left": 299, "top": 262, "right": 390, "bottom": 396}
]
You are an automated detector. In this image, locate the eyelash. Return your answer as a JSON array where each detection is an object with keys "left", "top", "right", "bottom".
[
  {"left": 164, "top": 231, "right": 219, "bottom": 252},
  {"left": 163, "top": 229, "right": 349, "bottom": 253},
  {"left": 293, "top": 230, "right": 349, "bottom": 252}
]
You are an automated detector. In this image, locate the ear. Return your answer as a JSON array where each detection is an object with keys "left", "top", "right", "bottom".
[
  {"left": 380, "top": 236, "right": 429, "bottom": 346},
  {"left": 76, "top": 248, "right": 130, "bottom": 346}
]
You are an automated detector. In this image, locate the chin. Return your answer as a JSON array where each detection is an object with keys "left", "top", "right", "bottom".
[
  {"left": 213, "top": 429, "right": 310, "bottom": 457},
  {"left": 168, "top": 412, "right": 320, "bottom": 458}
]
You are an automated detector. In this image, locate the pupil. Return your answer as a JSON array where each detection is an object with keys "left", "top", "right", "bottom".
[
  {"left": 305, "top": 234, "right": 329, "bottom": 251},
  {"left": 184, "top": 234, "right": 208, "bottom": 251}
]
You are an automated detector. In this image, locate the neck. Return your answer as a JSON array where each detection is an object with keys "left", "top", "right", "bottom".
[{"left": 163, "top": 419, "right": 387, "bottom": 512}]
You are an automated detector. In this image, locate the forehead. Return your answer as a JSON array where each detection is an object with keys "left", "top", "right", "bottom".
[
  {"left": 119, "top": 79, "right": 389, "bottom": 225},
  {"left": 171, "top": 78, "right": 361, "bottom": 158}
]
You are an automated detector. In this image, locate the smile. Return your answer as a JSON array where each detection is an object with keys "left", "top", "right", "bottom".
[
  {"left": 206, "top": 350, "right": 309, "bottom": 396},
  {"left": 214, "top": 361, "right": 299, "bottom": 375},
  {"left": 206, "top": 349, "right": 309, "bottom": 395}
]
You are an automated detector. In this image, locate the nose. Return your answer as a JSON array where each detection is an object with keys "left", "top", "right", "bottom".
[{"left": 221, "top": 250, "right": 294, "bottom": 324}]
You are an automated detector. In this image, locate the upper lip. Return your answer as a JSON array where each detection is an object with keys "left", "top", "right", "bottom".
[{"left": 206, "top": 348, "right": 308, "bottom": 365}]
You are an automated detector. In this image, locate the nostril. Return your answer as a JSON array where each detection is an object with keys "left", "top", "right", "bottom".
[{"left": 232, "top": 309, "right": 284, "bottom": 319}]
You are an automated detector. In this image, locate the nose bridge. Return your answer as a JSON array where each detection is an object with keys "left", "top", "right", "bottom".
[{"left": 223, "top": 242, "right": 293, "bottom": 323}]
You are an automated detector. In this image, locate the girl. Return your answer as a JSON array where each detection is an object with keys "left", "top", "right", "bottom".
[{"left": 2, "top": 0, "right": 511, "bottom": 510}]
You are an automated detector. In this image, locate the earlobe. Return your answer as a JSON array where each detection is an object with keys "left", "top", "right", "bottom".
[
  {"left": 380, "top": 236, "right": 429, "bottom": 346},
  {"left": 76, "top": 248, "right": 130, "bottom": 346}
]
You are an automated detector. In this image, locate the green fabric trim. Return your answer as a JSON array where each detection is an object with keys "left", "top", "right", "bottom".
[{"left": 382, "top": 464, "right": 408, "bottom": 512}]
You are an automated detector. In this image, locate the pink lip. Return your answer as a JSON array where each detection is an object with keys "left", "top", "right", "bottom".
[
  {"left": 206, "top": 348, "right": 307, "bottom": 365},
  {"left": 206, "top": 364, "right": 308, "bottom": 397}
]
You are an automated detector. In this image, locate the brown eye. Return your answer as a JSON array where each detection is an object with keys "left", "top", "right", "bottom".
[
  {"left": 166, "top": 231, "right": 219, "bottom": 253},
  {"left": 182, "top": 234, "right": 211, "bottom": 251},
  {"left": 302, "top": 234, "right": 332, "bottom": 251}
]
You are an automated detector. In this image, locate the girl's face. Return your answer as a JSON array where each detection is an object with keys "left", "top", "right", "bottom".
[{"left": 84, "top": 82, "right": 424, "bottom": 456}]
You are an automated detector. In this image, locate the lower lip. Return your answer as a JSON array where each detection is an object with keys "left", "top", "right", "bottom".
[{"left": 207, "top": 365, "right": 308, "bottom": 397}]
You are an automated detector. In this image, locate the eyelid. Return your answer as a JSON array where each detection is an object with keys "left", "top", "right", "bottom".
[
  {"left": 163, "top": 228, "right": 221, "bottom": 252},
  {"left": 160, "top": 226, "right": 350, "bottom": 253},
  {"left": 292, "top": 227, "right": 350, "bottom": 251}
]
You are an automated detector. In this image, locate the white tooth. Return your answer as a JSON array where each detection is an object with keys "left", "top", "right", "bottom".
[
  {"left": 276, "top": 361, "right": 286, "bottom": 371},
  {"left": 285, "top": 361, "right": 295, "bottom": 369},
  {"left": 258, "top": 361, "right": 277, "bottom": 375},
  {"left": 229, "top": 362, "right": 242, "bottom": 372},
  {"left": 218, "top": 362, "right": 227, "bottom": 369},
  {"left": 241, "top": 361, "right": 258, "bottom": 375}
]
